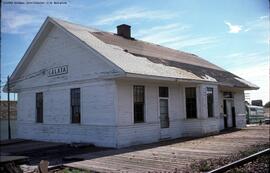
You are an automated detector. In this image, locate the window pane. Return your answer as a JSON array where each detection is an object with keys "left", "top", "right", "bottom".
[
  {"left": 134, "top": 86, "right": 145, "bottom": 123},
  {"left": 134, "top": 103, "right": 144, "bottom": 123},
  {"left": 160, "top": 107, "right": 168, "bottom": 114},
  {"left": 207, "top": 87, "right": 214, "bottom": 117},
  {"left": 223, "top": 100, "right": 227, "bottom": 114},
  {"left": 159, "top": 87, "right": 168, "bottom": 97},
  {"left": 186, "top": 88, "right": 196, "bottom": 98},
  {"left": 160, "top": 99, "right": 169, "bottom": 128},
  {"left": 71, "top": 88, "right": 80, "bottom": 123},
  {"left": 160, "top": 99, "right": 168, "bottom": 114},
  {"left": 36, "top": 92, "right": 43, "bottom": 123},
  {"left": 224, "top": 92, "right": 233, "bottom": 98},
  {"left": 185, "top": 87, "right": 197, "bottom": 118}
]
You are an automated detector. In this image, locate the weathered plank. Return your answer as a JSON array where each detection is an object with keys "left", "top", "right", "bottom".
[
  {"left": 65, "top": 125, "right": 270, "bottom": 172},
  {"left": 0, "top": 156, "right": 29, "bottom": 165}
]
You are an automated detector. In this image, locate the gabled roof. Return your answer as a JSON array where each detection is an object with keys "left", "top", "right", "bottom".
[{"left": 9, "top": 17, "right": 259, "bottom": 90}]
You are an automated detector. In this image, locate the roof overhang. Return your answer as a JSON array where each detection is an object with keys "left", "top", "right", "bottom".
[
  {"left": 121, "top": 73, "right": 259, "bottom": 90},
  {"left": 4, "top": 17, "right": 260, "bottom": 93},
  {"left": 219, "top": 84, "right": 259, "bottom": 91},
  {"left": 124, "top": 73, "right": 219, "bottom": 85}
]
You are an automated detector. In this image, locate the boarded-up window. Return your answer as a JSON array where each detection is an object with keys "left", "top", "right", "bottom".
[
  {"left": 134, "top": 85, "right": 145, "bottom": 123},
  {"left": 207, "top": 87, "right": 214, "bottom": 117},
  {"left": 36, "top": 92, "right": 43, "bottom": 123},
  {"left": 185, "top": 87, "right": 197, "bottom": 119},
  {"left": 71, "top": 88, "right": 80, "bottom": 123}
]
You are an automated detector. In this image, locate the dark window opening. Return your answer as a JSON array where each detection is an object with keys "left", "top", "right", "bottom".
[
  {"left": 185, "top": 87, "right": 197, "bottom": 119},
  {"left": 223, "top": 92, "right": 233, "bottom": 98},
  {"left": 36, "top": 92, "right": 43, "bottom": 123},
  {"left": 223, "top": 100, "right": 227, "bottom": 114},
  {"left": 71, "top": 88, "right": 80, "bottom": 124},
  {"left": 159, "top": 87, "right": 168, "bottom": 97},
  {"left": 207, "top": 87, "right": 214, "bottom": 117},
  {"left": 134, "top": 85, "right": 145, "bottom": 123}
]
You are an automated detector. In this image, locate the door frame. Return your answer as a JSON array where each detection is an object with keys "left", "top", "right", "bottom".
[
  {"left": 159, "top": 98, "right": 169, "bottom": 129},
  {"left": 223, "top": 98, "right": 235, "bottom": 129},
  {"left": 232, "top": 106, "right": 236, "bottom": 127},
  {"left": 223, "top": 99, "right": 228, "bottom": 128},
  {"left": 158, "top": 87, "right": 170, "bottom": 139}
]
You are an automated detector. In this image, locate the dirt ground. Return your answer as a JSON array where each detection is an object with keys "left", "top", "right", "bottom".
[
  {"left": 0, "top": 140, "right": 107, "bottom": 165},
  {"left": 1, "top": 125, "right": 269, "bottom": 173},
  {"left": 65, "top": 125, "right": 269, "bottom": 172}
]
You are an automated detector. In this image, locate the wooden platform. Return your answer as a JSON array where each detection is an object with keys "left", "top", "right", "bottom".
[
  {"left": 0, "top": 139, "right": 26, "bottom": 146},
  {"left": 0, "top": 139, "right": 107, "bottom": 166},
  {"left": 0, "top": 156, "right": 29, "bottom": 165},
  {"left": 0, "top": 139, "right": 65, "bottom": 156},
  {"left": 65, "top": 125, "right": 270, "bottom": 172}
]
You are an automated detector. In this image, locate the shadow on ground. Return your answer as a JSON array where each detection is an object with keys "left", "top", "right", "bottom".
[{"left": 0, "top": 127, "right": 243, "bottom": 166}]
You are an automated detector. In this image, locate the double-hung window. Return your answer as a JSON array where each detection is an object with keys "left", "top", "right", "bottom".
[
  {"left": 36, "top": 92, "right": 43, "bottom": 123},
  {"left": 159, "top": 87, "right": 169, "bottom": 128},
  {"left": 133, "top": 85, "right": 145, "bottom": 123},
  {"left": 185, "top": 87, "right": 197, "bottom": 119},
  {"left": 207, "top": 87, "right": 214, "bottom": 117},
  {"left": 71, "top": 88, "right": 80, "bottom": 124}
]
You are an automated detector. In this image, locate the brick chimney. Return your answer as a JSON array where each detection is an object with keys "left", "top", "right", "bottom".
[{"left": 117, "top": 24, "right": 131, "bottom": 39}]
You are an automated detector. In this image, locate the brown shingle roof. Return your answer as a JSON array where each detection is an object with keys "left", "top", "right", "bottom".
[
  {"left": 6, "top": 17, "right": 258, "bottom": 93},
  {"left": 91, "top": 31, "right": 258, "bottom": 89},
  {"left": 91, "top": 32, "right": 224, "bottom": 71}
]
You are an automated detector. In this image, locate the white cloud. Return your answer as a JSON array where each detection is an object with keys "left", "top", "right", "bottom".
[
  {"left": 1, "top": 4, "right": 71, "bottom": 35},
  {"left": 166, "top": 36, "right": 218, "bottom": 49},
  {"left": 137, "top": 24, "right": 189, "bottom": 44},
  {"left": 244, "top": 28, "right": 250, "bottom": 32},
  {"left": 224, "top": 21, "right": 242, "bottom": 33},
  {"left": 221, "top": 51, "right": 268, "bottom": 68},
  {"left": 135, "top": 24, "right": 188, "bottom": 37},
  {"left": 1, "top": 11, "right": 41, "bottom": 34},
  {"left": 94, "top": 7, "right": 176, "bottom": 25},
  {"left": 240, "top": 16, "right": 269, "bottom": 45},
  {"left": 218, "top": 50, "right": 269, "bottom": 104},
  {"left": 245, "top": 15, "right": 269, "bottom": 32},
  {"left": 230, "top": 62, "right": 269, "bottom": 104},
  {"left": 259, "top": 15, "right": 268, "bottom": 20},
  {"left": 136, "top": 23, "right": 218, "bottom": 49}
]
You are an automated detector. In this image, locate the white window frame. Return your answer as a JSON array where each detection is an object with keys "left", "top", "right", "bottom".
[
  {"left": 183, "top": 86, "right": 199, "bottom": 119},
  {"left": 158, "top": 86, "right": 170, "bottom": 128}
]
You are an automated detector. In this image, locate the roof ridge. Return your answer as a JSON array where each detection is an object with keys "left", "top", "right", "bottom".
[
  {"left": 91, "top": 31, "right": 225, "bottom": 71},
  {"left": 6, "top": 16, "right": 258, "bottom": 91},
  {"left": 89, "top": 32, "right": 203, "bottom": 65},
  {"left": 49, "top": 16, "right": 102, "bottom": 32},
  {"left": 49, "top": 17, "right": 205, "bottom": 60}
]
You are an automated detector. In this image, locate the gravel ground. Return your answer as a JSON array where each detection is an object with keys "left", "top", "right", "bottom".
[
  {"left": 228, "top": 155, "right": 269, "bottom": 173},
  {"left": 184, "top": 144, "right": 269, "bottom": 173}
]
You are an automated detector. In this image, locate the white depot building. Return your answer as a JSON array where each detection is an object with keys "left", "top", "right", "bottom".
[{"left": 6, "top": 17, "right": 258, "bottom": 148}]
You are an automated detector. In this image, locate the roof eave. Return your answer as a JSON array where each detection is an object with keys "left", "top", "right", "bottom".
[
  {"left": 218, "top": 83, "right": 259, "bottom": 91},
  {"left": 9, "top": 17, "right": 53, "bottom": 82},
  {"left": 123, "top": 73, "right": 260, "bottom": 90},
  {"left": 125, "top": 73, "right": 219, "bottom": 85}
]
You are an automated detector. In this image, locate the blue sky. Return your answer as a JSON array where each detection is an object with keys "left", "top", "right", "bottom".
[{"left": 1, "top": 0, "right": 269, "bottom": 103}]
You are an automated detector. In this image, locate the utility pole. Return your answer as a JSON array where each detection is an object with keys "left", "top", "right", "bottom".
[{"left": 7, "top": 76, "right": 11, "bottom": 140}]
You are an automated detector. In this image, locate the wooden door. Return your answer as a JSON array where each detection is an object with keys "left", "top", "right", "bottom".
[{"left": 159, "top": 99, "right": 170, "bottom": 139}]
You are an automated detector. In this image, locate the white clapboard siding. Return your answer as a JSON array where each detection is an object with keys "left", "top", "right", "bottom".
[{"left": 14, "top": 18, "right": 247, "bottom": 148}]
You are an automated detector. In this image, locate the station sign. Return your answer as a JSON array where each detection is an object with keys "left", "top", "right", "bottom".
[{"left": 47, "top": 65, "right": 68, "bottom": 77}]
